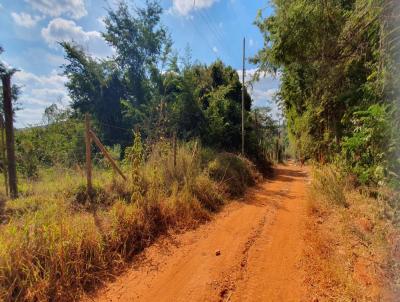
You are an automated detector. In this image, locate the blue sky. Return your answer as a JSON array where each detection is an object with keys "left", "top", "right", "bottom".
[{"left": 0, "top": 0, "right": 280, "bottom": 127}]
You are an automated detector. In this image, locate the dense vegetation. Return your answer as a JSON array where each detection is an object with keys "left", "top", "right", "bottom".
[
  {"left": 15, "top": 107, "right": 85, "bottom": 178},
  {"left": 0, "top": 141, "right": 261, "bottom": 301},
  {"left": 253, "top": 0, "right": 400, "bottom": 186},
  {"left": 252, "top": 1, "right": 399, "bottom": 297},
  {"left": 0, "top": 0, "right": 398, "bottom": 301},
  {"left": 0, "top": 1, "right": 278, "bottom": 301},
  {"left": 1, "top": 0, "right": 282, "bottom": 183},
  {"left": 60, "top": 0, "right": 275, "bottom": 170}
]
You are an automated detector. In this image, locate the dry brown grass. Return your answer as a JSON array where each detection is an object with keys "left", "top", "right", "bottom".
[
  {"left": 0, "top": 143, "right": 261, "bottom": 301},
  {"left": 305, "top": 165, "right": 400, "bottom": 301}
]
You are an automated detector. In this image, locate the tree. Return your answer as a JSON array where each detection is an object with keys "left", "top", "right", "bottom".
[
  {"left": 61, "top": 2, "right": 273, "bottom": 169},
  {"left": 253, "top": 1, "right": 380, "bottom": 154},
  {"left": 0, "top": 46, "right": 18, "bottom": 197},
  {"left": 0, "top": 47, "right": 21, "bottom": 116},
  {"left": 62, "top": 43, "right": 128, "bottom": 146},
  {"left": 62, "top": 0, "right": 171, "bottom": 147},
  {"left": 253, "top": 0, "right": 399, "bottom": 183}
]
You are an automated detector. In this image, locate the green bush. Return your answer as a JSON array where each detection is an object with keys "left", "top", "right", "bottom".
[
  {"left": 341, "top": 104, "right": 395, "bottom": 185},
  {"left": 15, "top": 117, "right": 85, "bottom": 172}
]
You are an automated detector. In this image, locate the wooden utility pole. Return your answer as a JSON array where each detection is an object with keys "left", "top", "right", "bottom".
[
  {"left": 1, "top": 74, "right": 17, "bottom": 198},
  {"left": 85, "top": 113, "right": 92, "bottom": 196},
  {"left": 241, "top": 37, "right": 246, "bottom": 155},
  {"left": 0, "top": 115, "right": 8, "bottom": 197}
]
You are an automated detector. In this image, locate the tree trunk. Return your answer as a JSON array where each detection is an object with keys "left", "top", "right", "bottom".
[{"left": 2, "top": 74, "right": 17, "bottom": 198}]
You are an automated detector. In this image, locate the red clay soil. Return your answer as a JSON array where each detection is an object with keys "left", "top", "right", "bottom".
[{"left": 85, "top": 164, "right": 310, "bottom": 302}]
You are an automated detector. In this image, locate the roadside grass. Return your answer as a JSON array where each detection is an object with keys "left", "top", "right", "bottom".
[
  {"left": 305, "top": 165, "right": 400, "bottom": 301},
  {"left": 0, "top": 142, "right": 262, "bottom": 301},
  {"left": 309, "top": 165, "right": 348, "bottom": 207}
]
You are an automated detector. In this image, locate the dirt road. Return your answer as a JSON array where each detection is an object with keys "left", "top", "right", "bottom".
[{"left": 88, "top": 163, "right": 309, "bottom": 302}]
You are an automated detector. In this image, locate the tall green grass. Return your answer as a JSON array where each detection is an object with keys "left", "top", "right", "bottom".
[{"left": 0, "top": 142, "right": 260, "bottom": 301}]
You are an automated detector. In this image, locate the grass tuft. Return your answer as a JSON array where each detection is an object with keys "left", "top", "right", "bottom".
[{"left": 309, "top": 165, "right": 348, "bottom": 207}]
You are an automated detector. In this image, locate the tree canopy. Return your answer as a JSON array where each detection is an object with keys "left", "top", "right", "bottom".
[
  {"left": 61, "top": 0, "right": 273, "bottom": 166},
  {"left": 253, "top": 0, "right": 399, "bottom": 184}
]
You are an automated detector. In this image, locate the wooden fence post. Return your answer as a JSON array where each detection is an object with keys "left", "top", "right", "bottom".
[
  {"left": 1, "top": 74, "right": 17, "bottom": 198},
  {"left": 0, "top": 115, "right": 8, "bottom": 197},
  {"left": 173, "top": 130, "right": 177, "bottom": 169},
  {"left": 85, "top": 113, "right": 92, "bottom": 197},
  {"left": 90, "top": 129, "right": 127, "bottom": 181}
]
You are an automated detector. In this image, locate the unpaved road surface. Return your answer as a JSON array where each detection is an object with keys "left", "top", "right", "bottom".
[{"left": 88, "top": 164, "right": 309, "bottom": 302}]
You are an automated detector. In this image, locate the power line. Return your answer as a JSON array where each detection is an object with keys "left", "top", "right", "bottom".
[
  {"left": 189, "top": 0, "right": 225, "bottom": 60},
  {"left": 199, "top": 10, "right": 225, "bottom": 47},
  {"left": 186, "top": 14, "right": 219, "bottom": 60}
]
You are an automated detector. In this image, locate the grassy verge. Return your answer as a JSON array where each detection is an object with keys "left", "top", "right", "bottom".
[
  {"left": 0, "top": 142, "right": 262, "bottom": 301},
  {"left": 305, "top": 165, "right": 400, "bottom": 301}
]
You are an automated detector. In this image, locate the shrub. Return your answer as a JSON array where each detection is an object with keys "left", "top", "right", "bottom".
[
  {"left": 341, "top": 104, "right": 395, "bottom": 185},
  {"left": 125, "top": 131, "right": 144, "bottom": 202},
  {"left": 15, "top": 117, "right": 85, "bottom": 169},
  {"left": 192, "top": 173, "right": 224, "bottom": 211},
  {"left": 208, "top": 152, "right": 259, "bottom": 197},
  {"left": 142, "top": 141, "right": 202, "bottom": 193},
  {"left": 310, "top": 165, "right": 348, "bottom": 207}
]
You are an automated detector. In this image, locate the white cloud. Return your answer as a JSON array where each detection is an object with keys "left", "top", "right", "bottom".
[
  {"left": 11, "top": 12, "right": 43, "bottom": 28},
  {"left": 13, "top": 69, "right": 70, "bottom": 126},
  {"left": 26, "top": 0, "right": 87, "bottom": 19},
  {"left": 17, "top": 108, "right": 48, "bottom": 127},
  {"left": 41, "top": 18, "right": 112, "bottom": 58},
  {"left": 46, "top": 53, "right": 67, "bottom": 67},
  {"left": 237, "top": 68, "right": 275, "bottom": 83},
  {"left": 97, "top": 16, "right": 106, "bottom": 28},
  {"left": 212, "top": 46, "right": 218, "bottom": 53},
  {"left": 171, "top": 0, "right": 218, "bottom": 16},
  {"left": 249, "top": 38, "right": 254, "bottom": 47},
  {"left": 14, "top": 70, "right": 69, "bottom": 100},
  {"left": 237, "top": 68, "right": 280, "bottom": 83},
  {"left": 30, "top": 88, "right": 69, "bottom": 104},
  {"left": 252, "top": 87, "right": 278, "bottom": 104},
  {"left": 237, "top": 68, "right": 281, "bottom": 118}
]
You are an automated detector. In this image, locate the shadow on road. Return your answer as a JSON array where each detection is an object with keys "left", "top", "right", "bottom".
[{"left": 244, "top": 165, "right": 308, "bottom": 210}]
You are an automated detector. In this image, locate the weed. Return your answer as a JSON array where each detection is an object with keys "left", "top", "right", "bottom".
[
  {"left": 208, "top": 152, "right": 260, "bottom": 197},
  {"left": 309, "top": 165, "right": 348, "bottom": 207}
]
